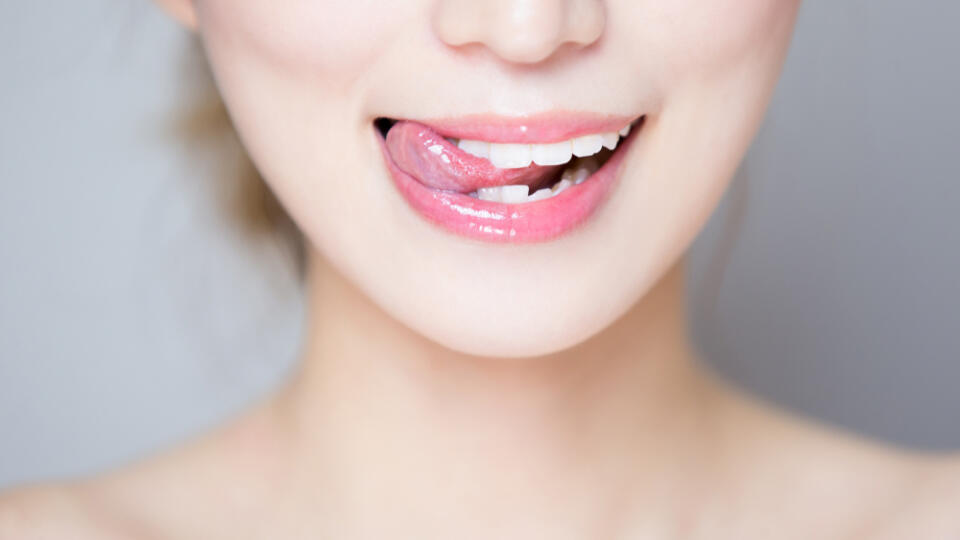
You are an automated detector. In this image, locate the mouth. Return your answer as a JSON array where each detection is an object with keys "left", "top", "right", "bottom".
[{"left": 376, "top": 113, "right": 643, "bottom": 243}]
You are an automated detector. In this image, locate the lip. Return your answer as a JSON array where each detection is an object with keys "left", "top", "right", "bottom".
[
  {"left": 419, "top": 112, "right": 638, "bottom": 143},
  {"left": 378, "top": 114, "right": 640, "bottom": 243}
]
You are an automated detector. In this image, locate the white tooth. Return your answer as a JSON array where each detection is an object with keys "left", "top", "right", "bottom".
[
  {"left": 571, "top": 134, "right": 603, "bottom": 157},
  {"left": 573, "top": 167, "right": 591, "bottom": 185},
  {"left": 552, "top": 179, "right": 573, "bottom": 193},
  {"left": 489, "top": 143, "right": 533, "bottom": 169},
  {"left": 458, "top": 139, "right": 490, "bottom": 160},
  {"left": 601, "top": 132, "right": 619, "bottom": 150},
  {"left": 531, "top": 141, "right": 573, "bottom": 166},
  {"left": 528, "top": 188, "right": 553, "bottom": 202},
  {"left": 561, "top": 167, "right": 576, "bottom": 184},
  {"left": 619, "top": 124, "right": 631, "bottom": 137},
  {"left": 500, "top": 185, "right": 529, "bottom": 203},
  {"left": 477, "top": 187, "right": 503, "bottom": 202}
]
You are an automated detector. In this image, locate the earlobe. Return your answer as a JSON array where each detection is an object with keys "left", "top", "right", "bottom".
[{"left": 153, "top": 0, "right": 198, "bottom": 30}]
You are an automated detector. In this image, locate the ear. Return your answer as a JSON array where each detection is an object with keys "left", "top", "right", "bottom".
[{"left": 153, "top": 0, "right": 198, "bottom": 30}]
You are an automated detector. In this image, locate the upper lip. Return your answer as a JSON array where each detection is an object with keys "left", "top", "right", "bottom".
[{"left": 393, "top": 111, "right": 639, "bottom": 144}]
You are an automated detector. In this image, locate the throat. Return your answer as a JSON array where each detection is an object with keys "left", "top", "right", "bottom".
[
  {"left": 289, "top": 253, "right": 705, "bottom": 459},
  {"left": 267, "top": 253, "right": 714, "bottom": 536}
]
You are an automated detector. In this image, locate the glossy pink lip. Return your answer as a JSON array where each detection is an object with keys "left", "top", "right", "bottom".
[
  {"left": 378, "top": 115, "right": 641, "bottom": 243},
  {"left": 422, "top": 112, "right": 637, "bottom": 143}
]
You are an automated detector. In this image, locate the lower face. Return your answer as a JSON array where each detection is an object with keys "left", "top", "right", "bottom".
[{"left": 194, "top": 0, "right": 800, "bottom": 357}]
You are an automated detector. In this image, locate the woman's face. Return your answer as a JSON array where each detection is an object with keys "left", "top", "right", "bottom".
[{"left": 174, "top": 0, "right": 799, "bottom": 357}]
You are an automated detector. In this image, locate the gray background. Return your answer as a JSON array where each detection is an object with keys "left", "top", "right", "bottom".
[{"left": 1, "top": 2, "right": 957, "bottom": 489}]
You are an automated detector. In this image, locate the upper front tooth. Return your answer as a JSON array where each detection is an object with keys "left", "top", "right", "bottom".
[
  {"left": 572, "top": 134, "right": 604, "bottom": 157},
  {"left": 531, "top": 141, "right": 573, "bottom": 166},
  {"left": 489, "top": 143, "right": 533, "bottom": 169},
  {"left": 601, "top": 132, "right": 619, "bottom": 150},
  {"left": 458, "top": 139, "right": 490, "bottom": 159},
  {"left": 457, "top": 129, "right": 621, "bottom": 167}
]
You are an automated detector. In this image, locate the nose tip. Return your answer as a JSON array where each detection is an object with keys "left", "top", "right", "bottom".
[{"left": 434, "top": 0, "right": 606, "bottom": 65}]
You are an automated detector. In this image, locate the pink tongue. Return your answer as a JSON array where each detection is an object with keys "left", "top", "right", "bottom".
[{"left": 385, "top": 121, "right": 560, "bottom": 193}]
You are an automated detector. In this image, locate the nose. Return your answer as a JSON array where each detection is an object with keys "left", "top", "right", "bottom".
[{"left": 433, "top": 0, "right": 606, "bottom": 65}]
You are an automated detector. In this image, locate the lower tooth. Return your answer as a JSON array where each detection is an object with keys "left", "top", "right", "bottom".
[
  {"left": 528, "top": 188, "right": 553, "bottom": 202},
  {"left": 477, "top": 187, "right": 502, "bottom": 202},
  {"left": 500, "top": 185, "right": 530, "bottom": 203},
  {"left": 552, "top": 179, "right": 573, "bottom": 194},
  {"left": 477, "top": 185, "right": 530, "bottom": 203},
  {"left": 573, "top": 169, "right": 590, "bottom": 184},
  {"left": 468, "top": 155, "right": 604, "bottom": 203}
]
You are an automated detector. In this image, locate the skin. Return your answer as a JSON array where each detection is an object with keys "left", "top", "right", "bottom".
[{"left": 2, "top": 0, "right": 959, "bottom": 537}]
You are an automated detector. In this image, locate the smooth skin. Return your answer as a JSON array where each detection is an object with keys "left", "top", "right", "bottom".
[{"left": 2, "top": 1, "right": 959, "bottom": 538}]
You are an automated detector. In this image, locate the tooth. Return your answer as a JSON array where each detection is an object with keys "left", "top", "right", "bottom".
[
  {"left": 528, "top": 188, "right": 553, "bottom": 202},
  {"left": 601, "top": 132, "right": 619, "bottom": 150},
  {"left": 552, "top": 179, "right": 573, "bottom": 193},
  {"left": 573, "top": 167, "right": 591, "bottom": 185},
  {"left": 571, "top": 134, "right": 603, "bottom": 158},
  {"left": 619, "top": 125, "right": 631, "bottom": 137},
  {"left": 458, "top": 139, "right": 490, "bottom": 160},
  {"left": 531, "top": 141, "right": 573, "bottom": 166},
  {"left": 477, "top": 187, "right": 503, "bottom": 202},
  {"left": 500, "top": 185, "right": 530, "bottom": 203},
  {"left": 561, "top": 167, "right": 576, "bottom": 184},
  {"left": 489, "top": 143, "right": 533, "bottom": 169}
]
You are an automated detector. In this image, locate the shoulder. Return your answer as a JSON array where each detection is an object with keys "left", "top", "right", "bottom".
[
  {"left": 708, "top": 384, "right": 960, "bottom": 534},
  {"left": 0, "top": 483, "right": 128, "bottom": 540},
  {"left": 861, "top": 458, "right": 960, "bottom": 537},
  {"left": 0, "top": 408, "right": 291, "bottom": 540}
]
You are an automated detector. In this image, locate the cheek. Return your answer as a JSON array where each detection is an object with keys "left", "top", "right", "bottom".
[
  {"left": 196, "top": 0, "right": 413, "bottom": 80},
  {"left": 193, "top": 0, "right": 401, "bottom": 268},
  {"left": 636, "top": 0, "right": 799, "bottom": 82}
]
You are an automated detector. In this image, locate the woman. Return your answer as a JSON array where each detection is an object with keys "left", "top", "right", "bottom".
[{"left": 2, "top": 0, "right": 958, "bottom": 537}]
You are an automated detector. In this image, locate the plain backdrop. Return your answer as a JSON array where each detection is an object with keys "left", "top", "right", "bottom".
[{"left": 1, "top": 2, "right": 958, "bottom": 489}]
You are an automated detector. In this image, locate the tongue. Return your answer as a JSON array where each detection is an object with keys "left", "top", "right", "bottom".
[{"left": 385, "top": 120, "right": 560, "bottom": 193}]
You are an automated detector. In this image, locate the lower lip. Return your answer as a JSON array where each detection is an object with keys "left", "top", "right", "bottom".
[{"left": 378, "top": 130, "right": 636, "bottom": 243}]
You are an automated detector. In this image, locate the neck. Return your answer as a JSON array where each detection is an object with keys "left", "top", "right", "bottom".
[{"left": 275, "top": 250, "right": 717, "bottom": 534}]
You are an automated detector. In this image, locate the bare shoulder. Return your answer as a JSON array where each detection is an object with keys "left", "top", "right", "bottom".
[
  {"left": 0, "top": 483, "right": 129, "bottom": 540},
  {"left": 708, "top": 382, "right": 960, "bottom": 535},
  {"left": 0, "top": 406, "right": 289, "bottom": 540},
  {"left": 863, "top": 458, "right": 960, "bottom": 537}
]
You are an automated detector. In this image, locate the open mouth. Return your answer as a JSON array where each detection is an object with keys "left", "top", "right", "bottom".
[{"left": 376, "top": 114, "right": 643, "bottom": 242}]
